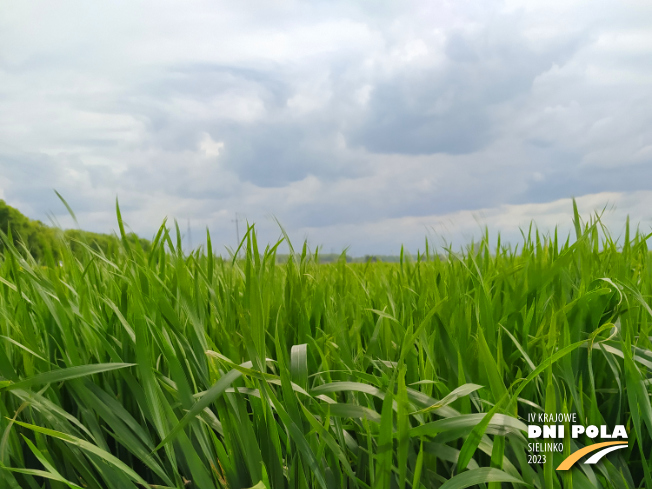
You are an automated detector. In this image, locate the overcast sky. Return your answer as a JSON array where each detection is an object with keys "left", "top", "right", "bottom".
[{"left": 2, "top": 0, "right": 652, "bottom": 255}]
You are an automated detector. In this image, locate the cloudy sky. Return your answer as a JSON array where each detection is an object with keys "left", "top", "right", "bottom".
[{"left": 2, "top": 0, "right": 652, "bottom": 254}]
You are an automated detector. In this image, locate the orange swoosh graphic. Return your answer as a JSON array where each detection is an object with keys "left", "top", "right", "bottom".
[{"left": 556, "top": 441, "right": 628, "bottom": 470}]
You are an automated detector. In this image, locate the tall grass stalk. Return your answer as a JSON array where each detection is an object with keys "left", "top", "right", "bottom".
[{"left": 0, "top": 204, "right": 650, "bottom": 488}]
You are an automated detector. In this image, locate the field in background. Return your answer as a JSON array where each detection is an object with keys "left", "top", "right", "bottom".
[{"left": 0, "top": 203, "right": 650, "bottom": 488}]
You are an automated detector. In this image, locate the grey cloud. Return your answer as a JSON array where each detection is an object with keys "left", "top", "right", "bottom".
[
  {"left": 350, "top": 22, "right": 585, "bottom": 155},
  {"left": 515, "top": 157, "right": 652, "bottom": 206},
  {"left": 151, "top": 64, "right": 291, "bottom": 109},
  {"left": 109, "top": 63, "right": 364, "bottom": 187},
  {"left": 219, "top": 123, "right": 363, "bottom": 187},
  {"left": 351, "top": 82, "right": 493, "bottom": 155},
  {"left": 0, "top": 152, "right": 114, "bottom": 217}
]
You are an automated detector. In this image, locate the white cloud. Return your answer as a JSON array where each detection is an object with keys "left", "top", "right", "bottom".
[
  {"left": 171, "top": 94, "right": 266, "bottom": 123},
  {"left": 283, "top": 191, "right": 652, "bottom": 255},
  {"left": 199, "top": 133, "right": 224, "bottom": 158},
  {"left": 1, "top": 0, "right": 651, "bottom": 254}
]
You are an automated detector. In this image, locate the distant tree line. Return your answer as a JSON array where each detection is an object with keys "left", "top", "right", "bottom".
[
  {"left": 0, "top": 200, "right": 149, "bottom": 261},
  {"left": 276, "top": 253, "right": 405, "bottom": 264}
]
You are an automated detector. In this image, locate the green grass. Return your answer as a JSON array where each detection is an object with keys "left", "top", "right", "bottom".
[{"left": 0, "top": 201, "right": 650, "bottom": 488}]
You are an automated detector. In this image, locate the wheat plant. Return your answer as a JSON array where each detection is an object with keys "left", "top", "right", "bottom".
[{"left": 0, "top": 201, "right": 650, "bottom": 488}]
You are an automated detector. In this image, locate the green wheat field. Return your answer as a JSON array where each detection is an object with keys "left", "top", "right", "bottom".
[{"left": 0, "top": 201, "right": 651, "bottom": 489}]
